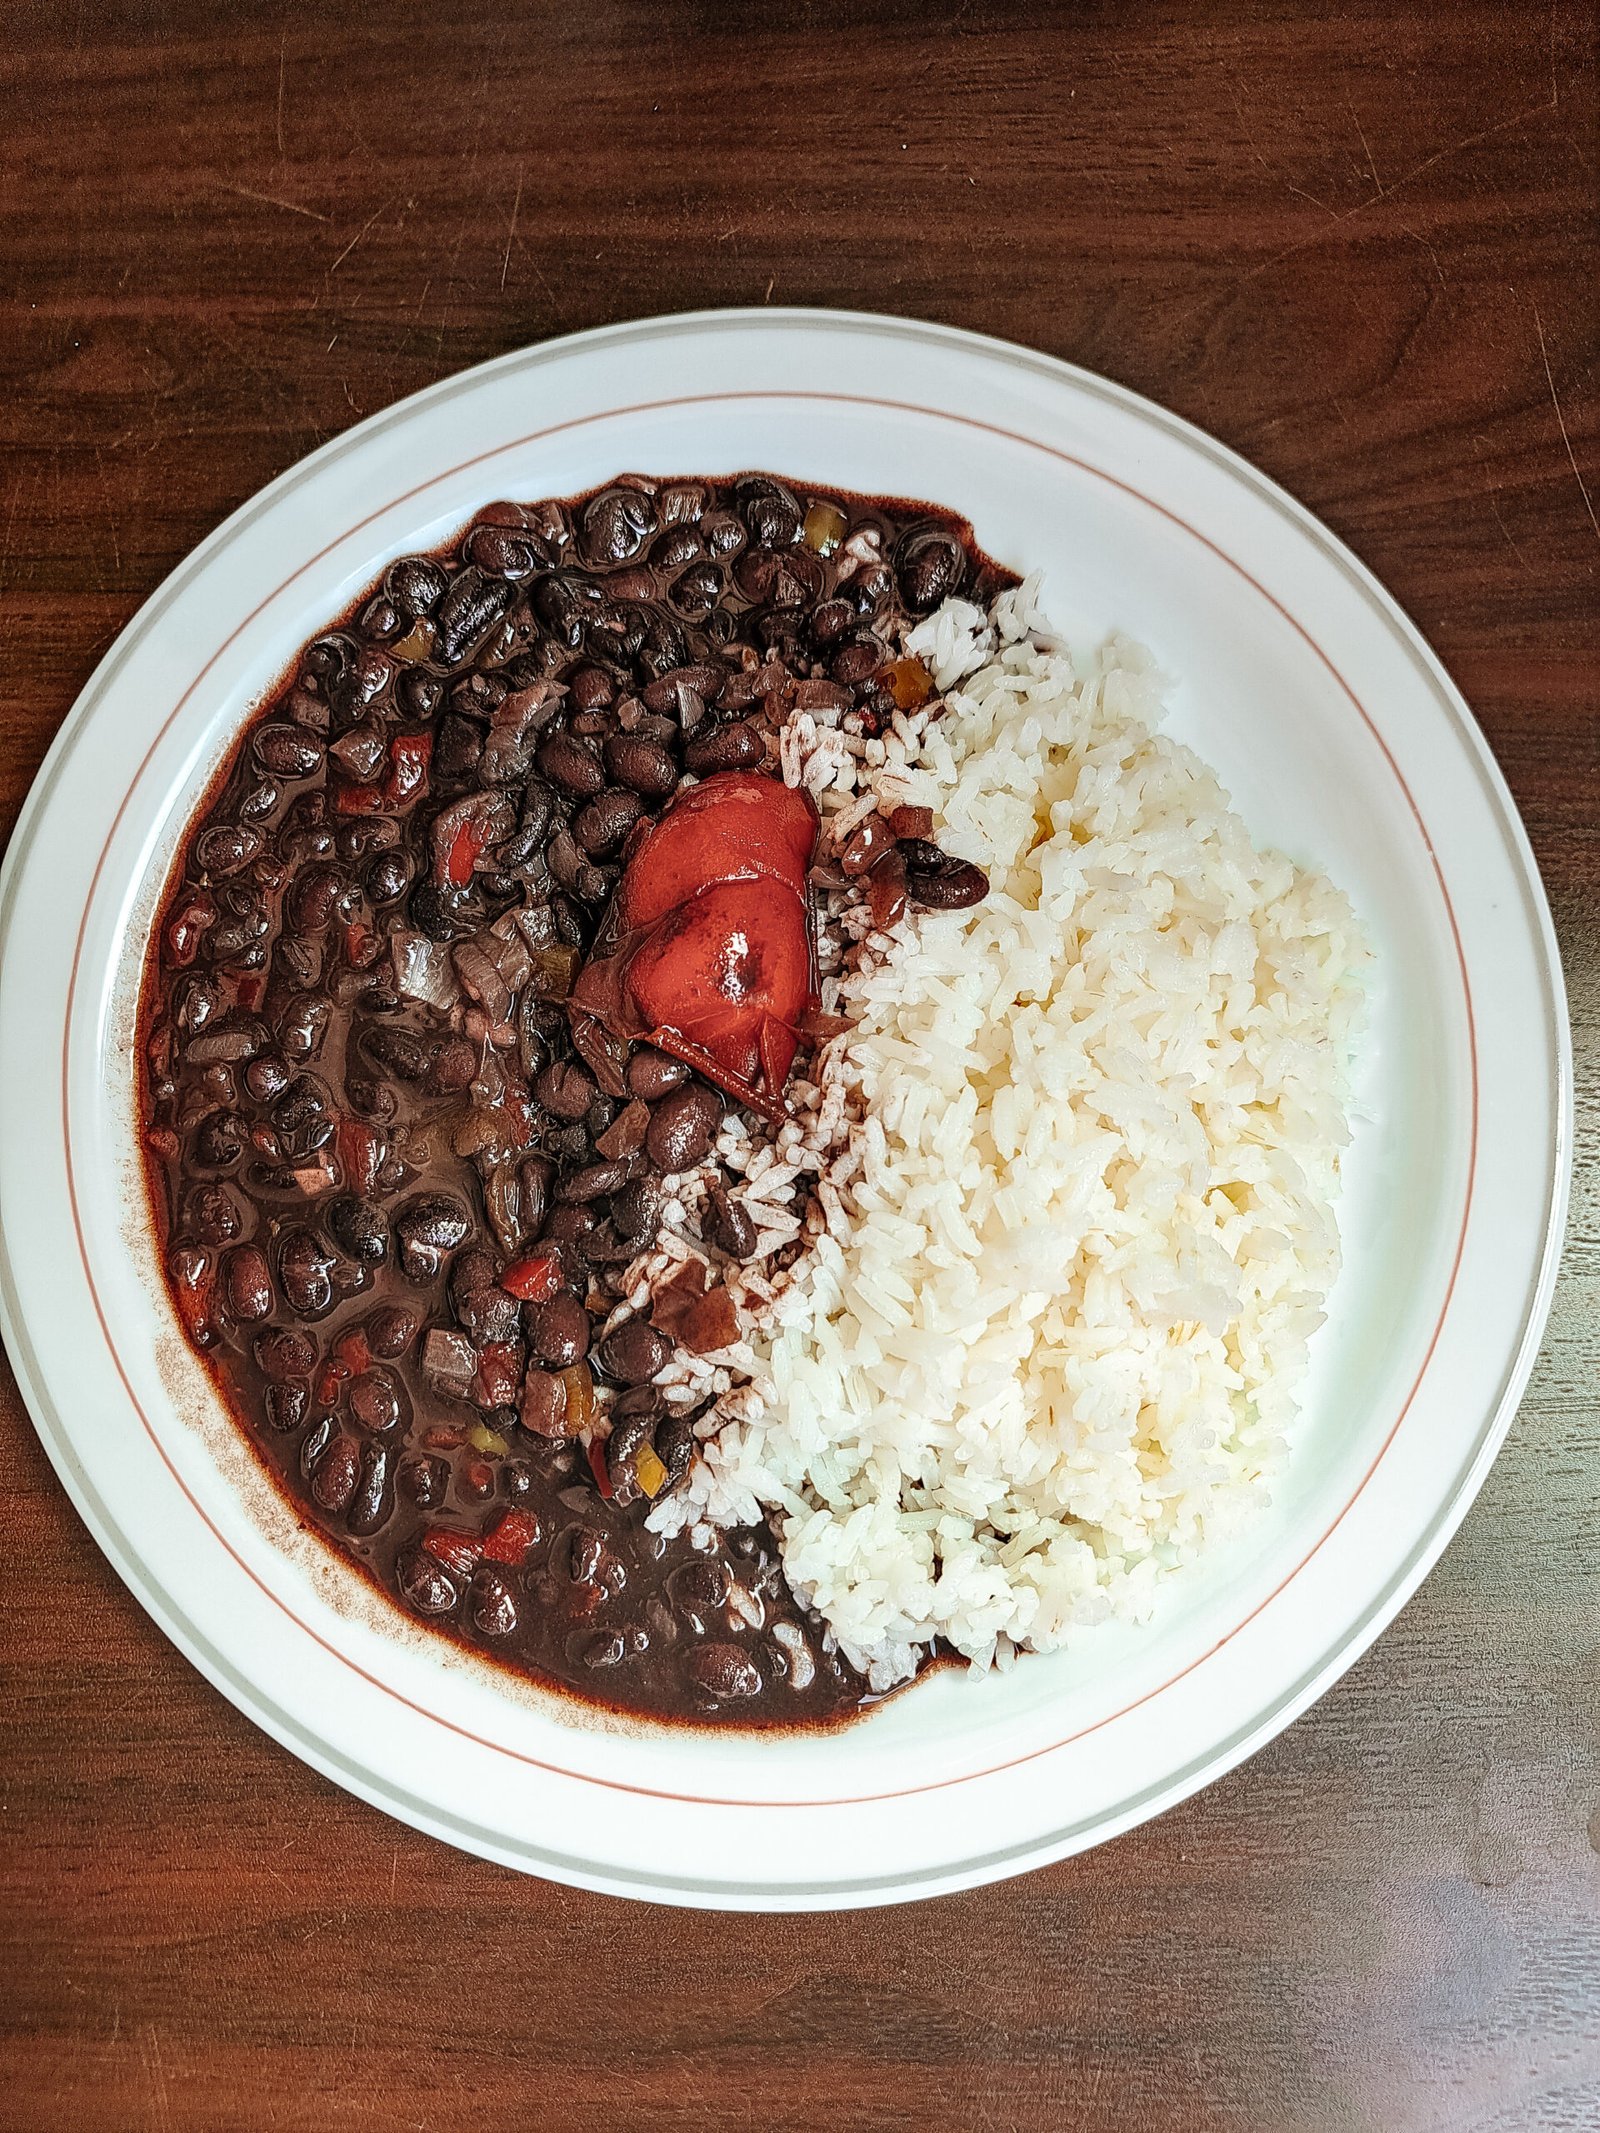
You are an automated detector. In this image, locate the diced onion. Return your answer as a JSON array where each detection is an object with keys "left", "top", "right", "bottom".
[{"left": 392, "top": 932, "right": 461, "bottom": 1009}]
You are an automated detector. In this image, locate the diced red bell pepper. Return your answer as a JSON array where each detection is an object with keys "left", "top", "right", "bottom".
[
  {"left": 336, "top": 1118, "right": 383, "bottom": 1197},
  {"left": 233, "top": 973, "right": 266, "bottom": 1012},
  {"left": 473, "top": 1341, "right": 523, "bottom": 1410},
  {"left": 587, "top": 1436, "right": 614, "bottom": 1500},
  {"left": 314, "top": 1359, "right": 347, "bottom": 1408},
  {"left": 335, "top": 780, "right": 385, "bottom": 816},
  {"left": 332, "top": 1327, "right": 374, "bottom": 1378},
  {"left": 498, "top": 1253, "right": 562, "bottom": 1304},
  {"left": 444, "top": 816, "right": 486, "bottom": 888},
  {"left": 384, "top": 731, "right": 432, "bottom": 810},
  {"left": 479, "top": 1509, "right": 540, "bottom": 1566},
  {"left": 421, "top": 1527, "right": 483, "bottom": 1579}
]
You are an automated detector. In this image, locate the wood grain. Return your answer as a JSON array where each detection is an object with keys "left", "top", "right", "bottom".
[{"left": 1, "top": 3, "right": 1595, "bottom": 2127}]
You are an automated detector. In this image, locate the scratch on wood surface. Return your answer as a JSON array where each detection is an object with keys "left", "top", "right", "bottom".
[
  {"left": 92, "top": 446, "right": 121, "bottom": 576},
  {"left": 222, "top": 183, "right": 329, "bottom": 223},
  {"left": 328, "top": 197, "right": 396, "bottom": 276},
  {"left": 140, "top": 2023, "right": 174, "bottom": 2133},
  {"left": 1533, "top": 301, "right": 1599, "bottom": 543},
  {"left": 1490, "top": 491, "right": 1532, "bottom": 573},
  {"left": 1347, "top": 87, "right": 1384, "bottom": 198},
  {"left": 275, "top": 28, "right": 286, "bottom": 159},
  {"left": 501, "top": 171, "right": 523, "bottom": 294},
  {"left": 1173, "top": 80, "right": 1561, "bottom": 336}
]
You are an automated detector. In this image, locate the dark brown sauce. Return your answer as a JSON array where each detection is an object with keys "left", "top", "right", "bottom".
[{"left": 137, "top": 471, "right": 1015, "bottom": 1729}]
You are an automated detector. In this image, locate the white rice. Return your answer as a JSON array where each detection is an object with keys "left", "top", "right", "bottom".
[{"left": 648, "top": 579, "right": 1369, "bottom": 1691}]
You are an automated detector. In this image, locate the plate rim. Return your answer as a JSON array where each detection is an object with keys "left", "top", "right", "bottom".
[{"left": 0, "top": 305, "right": 1573, "bottom": 1907}]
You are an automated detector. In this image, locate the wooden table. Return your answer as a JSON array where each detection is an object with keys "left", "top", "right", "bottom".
[{"left": 2, "top": 4, "right": 1595, "bottom": 2125}]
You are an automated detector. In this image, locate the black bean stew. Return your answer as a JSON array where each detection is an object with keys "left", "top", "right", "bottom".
[{"left": 138, "top": 472, "right": 1011, "bottom": 1728}]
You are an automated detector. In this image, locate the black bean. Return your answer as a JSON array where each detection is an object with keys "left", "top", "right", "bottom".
[
  {"left": 434, "top": 566, "right": 513, "bottom": 665},
  {"left": 525, "top": 1291, "right": 591, "bottom": 1369},
  {"left": 688, "top": 1642, "right": 762, "bottom": 1699},
  {"left": 537, "top": 731, "right": 606, "bottom": 797},
  {"left": 187, "top": 1183, "right": 241, "bottom": 1245},
  {"left": 408, "top": 883, "right": 476, "bottom": 948},
  {"left": 254, "top": 1325, "right": 317, "bottom": 1381},
  {"left": 650, "top": 524, "right": 703, "bottom": 574},
  {"left": 655, "top": 1406, "right": 698, "bottom": 1491},
  {"left": 544, "top": 1121, "right": 592, "bottom": 1165},
  {"left": 285, "top": 862, "right": 343, "bottom": 936},
  {"left": 646, "top": 1081, "right": 723, "bottom": 1173},
  {"left": 393, "top": 1193, "right": 471, "bottom": 1281},
  {"left": 360, "top": 594, "right": 402, "bottom": 642},
  {"left": 898, "top": 838, "right": 990, "bottom": 910},
  {"left": 672, "top": 1557, "right": 731, "bottom": 1630},
  {"left": 579, "top": 1631, "right": 625, "bottom": 1669},
  {"left": 737, "top": 476, "right": 802, "bottom": 548},
  {"left": 471, "top": 1566, "right": 519, "bottom": 1637},
  {"left": 706, "top": 1184, "right": 757, "bottom": 1260},
  {"left": 398, "top": 1453, "right": 449, "bottom": 1509},
  {"left": 464, "top": 519, "right": 545, "bottom": 580},
  {"left": 279, "top": 1228, "right": 336, "bottom": 1319},
  {"left": 396, "top": 668, "right": 444, "bottom": 720},
  {"left": 569, "top": 1525, "right": 625, "bottom": 1595},
  {"left": 611, "top": 1176, "right": 663, "bottom": 1245},
  {"left": 223, "top": 1244, "right": 274, "bottom": 1320},
  {"left": 327, "top": 1194, "right": 389, "bottom": 1266},
  {"left": 810, "top": 597, "right": 855, "bottom": 646},
  {"left": 581, "top": 486, "right": 657, "bottom": 567},
  {"left": 310, "top": 1432, "right": 361, "bottom": 1512},
  {"left": 534, "top": 1060, "right": 596, "bottom": 1120},
  {"left": 196, "top": 823, "right": 263, "bottom": 879},
  {"left": 278, "top": 991, "right": 330, "bottom": 1063},
  {"left": 244, "top": 1052, "right": 291, "bottom": 1103},
  {"left": 300, "top": 1413, "right": 335, "bottom": 1477},
  {"left": 896, "top": 525, "right": 967, "bottom": 612},
  {"left": 572, "top": 787, "right": 644, "bottom": 855},
  {"left": 684, "top": 720, "right": 765, "bottom": 775},
  {"left": 263, "top": 1380, "right": 309, "bottom": 1432},
  {"left": 556, "top": 1157, "right": 633, "bottom": 1204},
  {"left": 346, "top": 1440, "right": 392, "bottom": 1534},
  {"left": 366, "top": 851, "right": 412, "bottom": 904},
  {"left": 831, "top": 637, "right": 885, "bottom": 686},
  {"left": 271, "top": 1076, "right": 334, "bottom": 1160},
  {"left": 348, "top": 1367, "right": 406, "bottom": 1434},
  {"left": 396, "top": 1545, "right": 459, "bottom": 1615},
  {"left": 567, "top": 664, "right": 615, "bottom": 711},
  {"left": 625, "top": 1048, "right": 690, "bottom": 1101},
  {"left": 192, "top": 1108, "right": 245, "bottom": 1169},
  {"left": 365, "top": 1304, "right": 420, "bottom": 1358},
  {"left": 599, "top": 1318, "right": 671, "bottom": 1386},
  {"left": 603, "top": 732, "right": 678, "bottom": 797},
  {"left": 253, "top": 723, "right": 323, "bottom": 779},
  {"left": 386, "top": 555, "right": 447, "bottom": 615}
]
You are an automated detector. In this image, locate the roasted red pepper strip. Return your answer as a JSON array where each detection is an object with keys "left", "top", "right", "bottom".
[
  {"left": 587, "top": 1436, "right": 614, "bottom": 1500},
  {"left": 332, "top": 1327, "right": 374, "bottom": 1377},
  {"left": 473, "top": 1341, "right": 522, "bottom": 1409},
  {"left": 385, "top": 730, "right": 432, "bottom": 810},
  {"left": 445, "top": 817, "right": 485, "bottom": 887},
  {"left": 480, "top": 1510, "right": 540, "bottom": 1565},
  {"left": 570, "top": 771, "right": 821, "bottom": 1122},
  {"left": 499, "top": 1253, "right": 562, "bottom": 1304}
]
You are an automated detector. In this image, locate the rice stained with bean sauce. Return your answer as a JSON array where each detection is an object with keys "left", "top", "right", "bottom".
[{"left": 649, "top": 579, "right": 1369, "bottom": 1691}]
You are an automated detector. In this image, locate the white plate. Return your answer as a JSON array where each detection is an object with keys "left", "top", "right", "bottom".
[{"left": 0, "top": 310, "right": 1570, "bottom": 1909}]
